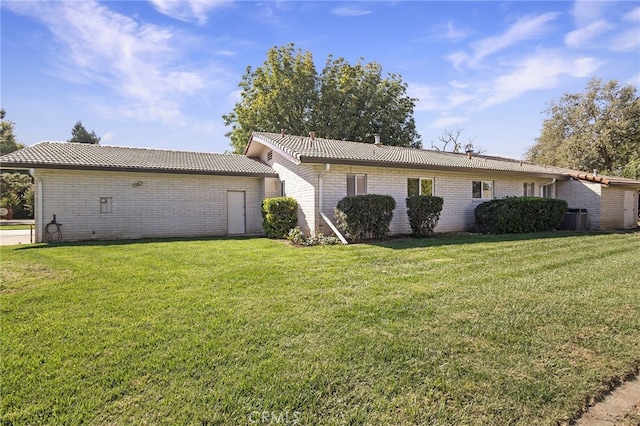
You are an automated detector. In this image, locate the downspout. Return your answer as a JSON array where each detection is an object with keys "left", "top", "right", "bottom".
[
  {"left": 30, "top": 168, "right": 43, "bottom": 243},
  {"left": 318, "top": 163, "right": 348, "bottom": 244},
  {"left": 540, "top": 178, "right": 556, "bottom": 197}
]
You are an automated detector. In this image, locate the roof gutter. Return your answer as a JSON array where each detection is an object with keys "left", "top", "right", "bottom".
[
  {"left": 298, "top": 156, "right": 569, "bottom": 180},
  {"left": 1, "top": 163, "right": 278, "bottom": 178},
  {"left": 318, "top": 163, "right": 347, "bottom": 245}
]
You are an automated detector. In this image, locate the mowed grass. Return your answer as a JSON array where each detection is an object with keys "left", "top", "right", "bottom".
[
  {"left": 1, "top": 232, "right": 639, "bottom": 425},
  {"left": 0, "top": 224, "right": 33, "bottom": 230}
]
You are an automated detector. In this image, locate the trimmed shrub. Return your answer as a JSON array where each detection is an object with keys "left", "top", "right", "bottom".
[
  {"left": 334, "top": 194, "right": 396, "bottom": 241},
  {"left": 474, "top": 197, "right": 568, "bottom": 234},
  {"left": 406, "top": 195, "right": 444, "bottom": 237},
  {"left": 262, "top": 197, "right": 298, "bottom": 238}
]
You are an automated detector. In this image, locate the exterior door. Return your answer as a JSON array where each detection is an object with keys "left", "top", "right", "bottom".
[
  {"left": 227, "top": 191, "right": 246, "bottom": 234},
  {"left": 623, "top": 190, "right": 636, "bottom": 229}
]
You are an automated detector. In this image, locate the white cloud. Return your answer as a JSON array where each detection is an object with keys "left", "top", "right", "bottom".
[
  {"left": 481, "top": 51, "right": 602, "bottom": 108},
  {"left": 624, "top": 7, "right": 640, "bottom": 22},
  {"left": 468, "top": 12, "right": 560, "bottom": 65},
  {"left": 101, "top": 131, "right": 114, "bottom": 142},
  {"left": 445, "top": 92, "right": 475, "bottom": 109},
  {"left": 627, "top": 72, "right": 640, "bottom": 87},
  {"left": 5, "top": 1, "right": 210, "bottom": 124},
  {"left": 431, "top": 116, "right": 466, "bottom": 129},
  {"left": 330, "top": 6, "right": 372, "bottom": 17},
  {"left": 445, "top": 22, "right": 468, "bottom": 41},
  {"left": 570, "top": 0, "right": 610, "bottom": 26},
  {"left": 149, "top": 0, "right": 231, "bottom": 25},
  {"left": 408, "top": 84, "right": 441, "bottom": 112},
  {"left": 565, "top": 20, "right": 614, "bottom": 47},
  {"left": 610, "top": 27, "right": 640, "bottom": 51},
  {"left": 445, "top": 51, "right": 469, "bottom": 70}
]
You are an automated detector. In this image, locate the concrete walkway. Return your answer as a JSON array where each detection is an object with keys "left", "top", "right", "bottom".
[{"left": 575, "top": 375, "right": 640, "bottom": 425}]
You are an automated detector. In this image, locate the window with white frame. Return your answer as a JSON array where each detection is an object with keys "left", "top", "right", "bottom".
[
  {"left": 472, "top": 181, "right": 494, "bottom": 199},
  {"left": 347, "top": 174, "right": 367, "bottom": 196},
  {"left": 407, "top": 178, "right": 434, "bottom": 197},
  {"left": 541, "top": 184, "right": 553, "bottom": 198},
  {"left": 523, "top": 182, "right": 535, "bottom": 196}
]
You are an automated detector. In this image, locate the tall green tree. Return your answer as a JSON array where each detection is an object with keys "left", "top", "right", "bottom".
[
  {"left": 1, "top": 109, "right": 25, "bottom": 156},
  {"left": 0, "top": 110, "right": 33, "bottom": 218},
  {"left": 314, "top": 56, "right": 420, "bottom": 147},
  {"left": 68, "top": 121, "right": 101, "bottom": 144},
  {"left": 526, "top": 78, "right": 640, "bottom": 175},
  {"left": 223, "top": 44, "right": 421, "bottom": 153},
  {"left": 0, "top": 173, "right": 33, "bottom": 219}
]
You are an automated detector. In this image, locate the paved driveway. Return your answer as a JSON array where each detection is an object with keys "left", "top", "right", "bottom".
[{"left": 0, "top": 228, "right": 35, "bottom": 246}]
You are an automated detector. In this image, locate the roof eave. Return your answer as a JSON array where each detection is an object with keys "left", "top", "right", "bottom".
[
  {"left": 247, "top": 133, "right": 302, "bottom": 165},
  {"left": 0, "top": 163, "right": 278, "bottom": 178},
  {"left": 297, "top": 156, "right": 569, "bottom": 179}
]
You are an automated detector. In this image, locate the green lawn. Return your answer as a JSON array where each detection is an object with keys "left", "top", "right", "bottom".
[
  {"left": 0, "top": 224, "right": 33, "bottom": 230},
  {"left": 1, "top": 232, "right": 639, "bottom": 425}
]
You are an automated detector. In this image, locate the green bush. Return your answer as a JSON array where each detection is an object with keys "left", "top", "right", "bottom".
[
  {"left": 474, "top": 197, "right": 568, "bottom": 234},
  {"left": 261, "top": 197, "right": 298, "bottom": 238},
  {"left": 286, "top": 227, "right": 341, "bottom": 246},
  {"left": 406, "top": 195, "right": 444, "bottom": 237},
  {"left": 334, "top": 194, "right": 396, "bottom": 241}
]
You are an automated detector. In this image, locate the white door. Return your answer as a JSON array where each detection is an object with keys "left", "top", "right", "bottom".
[
  {"left": 623, "top": 190, "right": 636, "bottom": 229},
  {"left": 227, "top": 191, "right": 246, "bottom": 234}
]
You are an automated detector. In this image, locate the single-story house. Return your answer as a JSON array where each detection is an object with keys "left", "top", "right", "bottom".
[
  {"left": 1, "top": 132, "right": 638, "bottom": 243},
  {"left": 0, "top": 142, "right": 280, "bottom": 242},
  {"left": 246, "top": 132, "right": 640, "bottom": 237}
]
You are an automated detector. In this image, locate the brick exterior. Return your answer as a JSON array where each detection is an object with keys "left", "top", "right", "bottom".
[
  {"left": 556, "top": 180, "right": 602, "bottom": 230},
  {"left": 555, "top": 180, "right": 639, "bottom": 230},
  {"left": 260, "top": 149, "right": 318, "bottom": 235},
  {"left": 317, "top": 164, "right": 558, "bottom": 235},
  {"left": 33, "top": 169, "right": 266, "bottom": 242},
  {"left": 25, "top": 141, "right": 638, "bottom": 243}
]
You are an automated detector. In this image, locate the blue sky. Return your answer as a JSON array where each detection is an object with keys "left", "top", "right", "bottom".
[{"left": 2, "top": 1, "right": 639, "bottom": 159}]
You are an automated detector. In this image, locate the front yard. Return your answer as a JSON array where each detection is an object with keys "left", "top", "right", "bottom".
[{"left": 1, "top": 232, "right": 639, "bottom": 425}]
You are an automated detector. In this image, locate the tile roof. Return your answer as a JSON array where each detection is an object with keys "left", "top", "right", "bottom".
[
  {"left": 249, "top": 132, "right": 572, "bottom": 178},
  {"left": 567, "top": 172, "right": 640, "bottom": 187},
  {"left": 0, "top": 142, "right": 277, "bottom": 177}
]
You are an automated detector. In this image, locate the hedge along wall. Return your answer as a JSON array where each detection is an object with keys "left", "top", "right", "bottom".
[
  {"left": 334, "top": 194, "right": 396, "bottom": 241},
  {"left": 474, "top": 197, "right": 568, "bottom": 234},
  {"left": 406, "top": 195, "right": 444, "bottom": 237},
  {"left": 262, "top": 196, "right": 298, "bottom": 238}
]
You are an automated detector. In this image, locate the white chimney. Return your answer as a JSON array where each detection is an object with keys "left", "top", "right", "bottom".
[
  {"left": 593, "top": 169, "right": 598, "bottom": 177},
  {"left": 374, "top": 133, "right": 381, "bottom": 146},
  {"left": 309, "top": 131, "right": 316, "bottom": 141}
]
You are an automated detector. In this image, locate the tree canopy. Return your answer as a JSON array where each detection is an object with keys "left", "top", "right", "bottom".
[
  {"left": 223, "top": 44, "right": 421, "bottom": 153},
  {"left": 1, "top": 109, "right": 25, "bottom": 156},
  {"left": 68, "top": 121, "right": 101, "bottom": 144},
  {"left": 526, "top": 78, "right": 640, "bottom": 176}
]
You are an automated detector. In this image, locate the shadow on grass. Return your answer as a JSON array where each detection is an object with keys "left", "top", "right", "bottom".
[
  {"left": 365, "top": 229, "right": 639, "bottom": 250},
  {"left": 8, "top": 229, "right": 638, "bottom": 252},
  {"left": 9, "top": 234, "right": 267, "bottom": 251}
]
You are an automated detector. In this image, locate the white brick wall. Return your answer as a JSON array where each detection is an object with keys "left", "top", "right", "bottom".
[
  {"left": 556, "top": 180, "right": 602, "bottom": 230},
  {"left": 34, "top": 169, "right": 266, "bottom": 242},
  {"left": 600, "top": 187, "right": 638, "bottom": 229},
  {"left": 316, "top": 164, "right": 558, "bottom": 235},
  {"left": 262, "top": 150, "right": 317, "bottom": 235}
]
